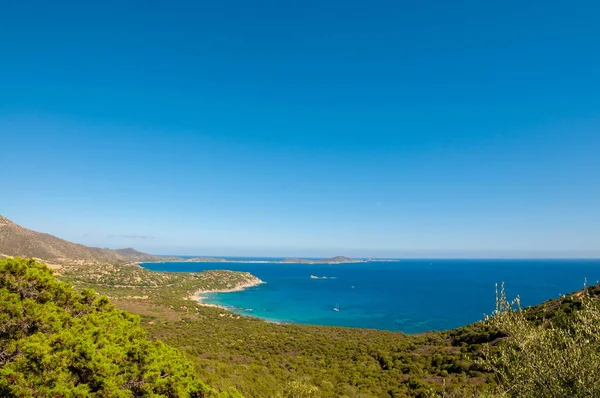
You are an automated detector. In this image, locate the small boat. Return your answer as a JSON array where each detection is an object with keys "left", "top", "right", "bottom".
[{"left": 333, "top": 303, "right": 340, "bottom": 312}]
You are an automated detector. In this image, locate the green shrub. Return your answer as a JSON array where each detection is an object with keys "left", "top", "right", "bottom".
[
  {"left": 480, "top": 283, "right": 600, "bottom": 398},
  {"left": 0, "top": 258, "right": 217, "bottom": 397}
]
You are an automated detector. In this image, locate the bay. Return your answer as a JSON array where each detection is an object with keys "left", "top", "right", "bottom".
[{"left": 141, "top": 259, "right": 600, "bottom": 333}]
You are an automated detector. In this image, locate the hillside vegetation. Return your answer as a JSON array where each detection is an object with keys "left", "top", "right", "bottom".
[
  {"left": 3, "top": 216, "right": 600, "bottom": 397},
  {"left": 61, "top": 260, "right": 500, "bottom": 397},
  {"left": 64, "top": 262, "right": 600, "bottom": 398},
  {"left": 0, "top": 257, "right": 236, "bottom": 397},
  {"left": 476, "top": 284, "right": 600, "bottom": 398},
  {"left": 3, "top": 257, "right": 600, "bottom": 397}
]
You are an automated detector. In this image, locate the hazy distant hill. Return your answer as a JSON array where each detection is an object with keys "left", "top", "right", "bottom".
[
  {"left": 112, "top": 247, "right": 175, "bottom": 263},
  {"left": 279, "top": 256, "right": 363, "bottom": 264},
  {"left": 0, "top": 215, "right": 174, "bottom": 265}
]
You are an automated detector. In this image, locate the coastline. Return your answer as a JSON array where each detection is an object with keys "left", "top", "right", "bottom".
[{"left": 189, "top": 278, "right": 266, "bottom": 309}]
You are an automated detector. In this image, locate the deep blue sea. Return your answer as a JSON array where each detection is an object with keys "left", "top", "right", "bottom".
[{"left": 141, "top": 259, "right": 600, "bottom": 333}]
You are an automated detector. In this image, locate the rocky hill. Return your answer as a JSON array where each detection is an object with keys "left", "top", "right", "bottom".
[{"left": 0, "top": 215, "right": 174, "bottom": 266}]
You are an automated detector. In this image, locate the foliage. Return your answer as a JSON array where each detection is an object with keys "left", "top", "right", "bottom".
[
  {"left": 52, "top": 257, "right": 600, "bottom": 398},
  {"left": 59, "top": 262, "right": 260, "bottom": 292},
  {"left": 282, "top": 381, "right": 321, "bottom": 398},
  {"left": 60, "top": 260, "right": 502, "bottom": 397},
  {"left": 480, "top": 283, "right": 600, "bottom": 398},
  {"left": 0, "top": 258, "right": 222, "bottom": 397},
  {"left": 138, "top": 298, "right": 496, "bottom": 397}
]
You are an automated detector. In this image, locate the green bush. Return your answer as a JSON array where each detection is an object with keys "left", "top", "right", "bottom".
[
  {"left": 0, "top": 258, "right": 217, "bottom": 397},
  {"left": 480, "top": 283, "right": 600, "bottom": 398}
]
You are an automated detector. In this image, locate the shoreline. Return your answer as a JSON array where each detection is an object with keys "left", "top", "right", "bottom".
[{"left": 189, "top": 278, "right": 266, "bottom": 309}]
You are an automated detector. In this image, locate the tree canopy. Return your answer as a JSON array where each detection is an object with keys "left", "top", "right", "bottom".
[{"left": 0, "top": 257, "right": 217, "bottom": 397}]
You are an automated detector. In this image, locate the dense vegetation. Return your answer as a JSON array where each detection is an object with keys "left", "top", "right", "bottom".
[
  {"left": 0, "top": 258, "right": 232, "bottom": 397},
  {"left": 75, "top": 264, "right": 600, "bottom": 398},
  {"left": 477, "top": 284, "right": 600, "bottom": 398},
  {"left": 4, "top": 257, "right": 600, "bottom": 397},
  {"left": 57, "top": 259, "right": 500, "bottom": 397},
  {"left": 144, "top": 313, "right": 500, "bottom": 397},
  {"left": 60, "top": 262, "right": 261, "bottom": 293}
]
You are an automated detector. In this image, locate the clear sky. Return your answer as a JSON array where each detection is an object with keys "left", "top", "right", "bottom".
[{"left": 1, "top": 1, "right": 599, "bottom": 258}]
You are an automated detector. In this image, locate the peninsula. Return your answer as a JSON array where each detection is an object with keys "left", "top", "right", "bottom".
[{"left": 190, "top": 273, "right": 265, "bottom": 306}]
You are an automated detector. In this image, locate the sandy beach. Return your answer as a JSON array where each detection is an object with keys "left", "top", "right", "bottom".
[{"left": 190, "top": 278, "right": 265, "bottom": 308}]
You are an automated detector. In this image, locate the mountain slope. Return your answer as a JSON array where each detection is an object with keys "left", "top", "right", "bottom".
[{"left": 0, "top": 215, "right": 171, "bottom": 265}]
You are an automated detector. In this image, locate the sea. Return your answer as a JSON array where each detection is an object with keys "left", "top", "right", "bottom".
[{"left": 141, "top": 259, "right": 600, "bottom": 334}]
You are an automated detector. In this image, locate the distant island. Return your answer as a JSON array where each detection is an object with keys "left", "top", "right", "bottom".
[
  {"left": 279, "top": 256, "right": 363, "bottom": 264},
  {"left": 183, "top": 257, "right": 229, "bottom": 263}
]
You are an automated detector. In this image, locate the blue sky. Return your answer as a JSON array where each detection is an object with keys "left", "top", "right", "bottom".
[{"left": 1, "top": 1, "right": 599, "bottom": 257}]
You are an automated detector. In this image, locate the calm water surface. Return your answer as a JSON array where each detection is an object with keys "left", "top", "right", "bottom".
[{"left": 141, "top": 259, "right": 600, "bottom": 333}]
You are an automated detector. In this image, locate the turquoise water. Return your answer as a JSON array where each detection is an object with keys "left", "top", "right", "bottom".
[{"left": 141, "top": 259, "right": 600, "bottom": 333}]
